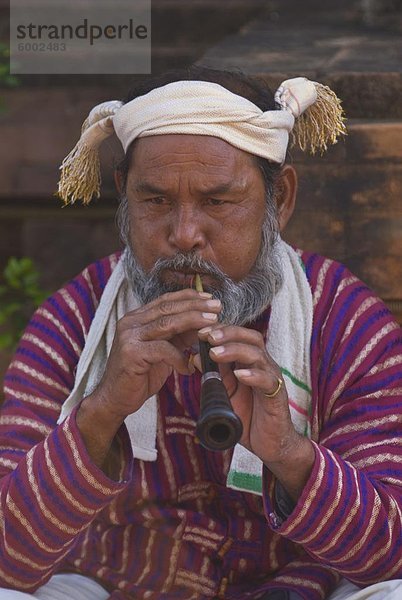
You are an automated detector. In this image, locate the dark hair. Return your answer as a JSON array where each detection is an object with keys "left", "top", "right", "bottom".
[{"left": 116, "top": 66, "right": 283, "bottom": 197}]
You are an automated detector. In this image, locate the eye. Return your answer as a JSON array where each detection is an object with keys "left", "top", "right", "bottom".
[
  {"left": 207, "top": 198, "right": 227, "bottom": 206},
  {"left": 147, "top": 197, "right": 167, "bottom": 205}
]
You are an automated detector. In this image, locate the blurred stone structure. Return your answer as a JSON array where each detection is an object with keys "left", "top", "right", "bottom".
[{"left": 0, "top": 0, "right": 401, "bottom": 327}]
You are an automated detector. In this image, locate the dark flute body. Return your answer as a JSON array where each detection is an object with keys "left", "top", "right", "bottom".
[{"left": 195, "top": 338, "right": 243, "bottom": 451}]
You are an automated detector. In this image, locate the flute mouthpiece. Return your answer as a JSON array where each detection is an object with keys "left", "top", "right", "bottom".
[{"left": 195, "top": 273, "right": 203, "bottom": 293}]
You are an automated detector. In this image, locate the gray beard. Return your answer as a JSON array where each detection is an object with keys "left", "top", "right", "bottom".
[{"left": 118, "top": 198, "right": 284, "bottom": 326}]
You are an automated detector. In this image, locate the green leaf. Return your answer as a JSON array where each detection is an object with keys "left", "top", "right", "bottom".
[
  {"left": 0, "top": 257, "right": 49, "bottom": 346},
  {"left": 0, "top": 332, "right": 15, "bottom": 350},
  {"left": 4, "top": 302, "right": 22, "bottom": 316},
  {"left": 19, "top": 257, "right": 33, "bottom": 270},
  {"left": 23, "top": 275, "right": 39, "bottom": 290}
]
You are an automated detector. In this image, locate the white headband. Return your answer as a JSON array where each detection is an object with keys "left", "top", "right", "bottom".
[{"left": 58, "top": 77, "right": 346, "bottom": 205}]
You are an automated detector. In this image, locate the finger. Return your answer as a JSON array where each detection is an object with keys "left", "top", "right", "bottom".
[
  {"left": 128, "top": 289, "right": 213, "bottom": 316},
  {"left": 122, "top": 338, "right": 193, "bottom": 376},
  {"left": 198, "top": 323, "right": 225, "bottom": 341},
  {"left": 122, "top": 296, "right": 221, "bottom": 329},
  {"left": 204, "top": 328, "right": 281, "bottom": 371},
  {"left": 138, "top": 310, "right": 221, "bottom": 342},
  {"left": 209, "top": 342, "right": 271, "bottom": 370},
  {"left": 207, "top": 325, "right": 266, "bottom": 351},
  {"left": 233, "top": 368, "right": 287, "bottom": 400}
]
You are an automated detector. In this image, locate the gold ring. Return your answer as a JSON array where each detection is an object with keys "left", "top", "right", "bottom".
[{"left": 263, "top": 376, "right": 283, "bottom": 398}]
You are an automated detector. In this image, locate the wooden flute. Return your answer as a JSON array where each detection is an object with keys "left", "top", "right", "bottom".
[{"left": 194, "top": 274, "right": 243, "bottom": 451}]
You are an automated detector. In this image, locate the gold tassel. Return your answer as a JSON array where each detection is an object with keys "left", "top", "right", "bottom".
[
  {"left": 57, "top": 141, "right": 101, "bottom": 205},
  {"left": 291, "top": 82, "right": 347, "bottom": 155},
  {"left": 56, "top": 115, "right": 115, "bottom": 205}
]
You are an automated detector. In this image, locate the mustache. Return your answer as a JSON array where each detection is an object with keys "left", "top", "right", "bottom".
[{"left": 150, "top": 253, "right": 229, "bottom": 288}]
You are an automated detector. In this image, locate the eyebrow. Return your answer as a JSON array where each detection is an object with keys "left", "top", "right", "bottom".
[
  {"left": 134, "top": 182, "right": 167, "bottom": 195},
  {"left": 134, "top": 181, "right": 245, "bottom": 195}
]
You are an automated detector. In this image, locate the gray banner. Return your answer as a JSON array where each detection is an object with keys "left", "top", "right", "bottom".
[{"left": 10, "top": 0, "right": 151, "bottom": 74}]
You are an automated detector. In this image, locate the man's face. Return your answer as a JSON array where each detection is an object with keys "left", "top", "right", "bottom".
[{"left": 125, "top": 134, "right": 267, "bottom": 289}]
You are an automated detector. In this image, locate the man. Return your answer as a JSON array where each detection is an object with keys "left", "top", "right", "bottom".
[{"left": 0, "top": 67, "right": 401, "bottom": 600}]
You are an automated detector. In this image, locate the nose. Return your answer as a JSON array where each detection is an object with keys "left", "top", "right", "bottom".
[{"left": 167, "top": 203, "right": 207, "bottom": 253}]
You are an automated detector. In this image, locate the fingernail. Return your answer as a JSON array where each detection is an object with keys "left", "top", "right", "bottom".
[
  {"left": 202, "top": 312, "right": 218, "bottom": 321},
  {"left": 199, "top": 326, "right": 213, "bottom": 334},
  {"left": 199, "top": 292, "right": 213, "bottom": 298},
  {"left": 188, "top": 355, "right": 195, "bottom": 374},
  {"left": 193, "top": 354, "right": 202, "bottom": 372},
  {"left": 210, "top": 345, "right": 225, "bottom": 356},
  {"left": 206, "top": 299, "right": 221, "bottom": 308},
  {"left": 209, "top": 330, "right": 223, "bottom": 341},
  {"left": 234, "top": 369, "right": 252, "bottom": 377}
]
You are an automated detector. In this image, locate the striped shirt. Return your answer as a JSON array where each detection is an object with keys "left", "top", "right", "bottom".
[{"left": 1, "top": 250, "right": 401, "bottom": 599}]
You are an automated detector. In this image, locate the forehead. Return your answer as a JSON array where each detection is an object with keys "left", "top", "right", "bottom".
[{"left": 127, "top": 134, "right": 259, "bottom": 180}]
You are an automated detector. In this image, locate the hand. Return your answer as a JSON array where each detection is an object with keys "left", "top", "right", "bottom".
[
  {"left": 77, "top": 289, "right": 221, "bottom": 468},
  {"left": 198, "top": 324, "right": 293, "bottom": 462},
  {"left": 198, "top": 324, "right": 315, "bottom": 500},
  {"left": 92, "top": 288, "right": 222, "bottom": 424}
]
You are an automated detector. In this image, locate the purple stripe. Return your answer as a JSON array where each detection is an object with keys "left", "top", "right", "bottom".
[
  {"left": 4, "top": 374, "right": 63, "bottom": 402},
  {"left": 293, "top": 455, "right": 337, "bottom": 539},
  {"left": 70, "top": 279, "right": 96, "bottom": 320},
  {"left": 312, "top": 263, "right": 346, "bottom": 347},
  {"left": 341, "top": 372, "right": 402, "bottom": 398},
  {"left": 318, "top": 283, "right": 368, "bottom": 387},
  {"left": 47, "top": 297, "right": 84, "bottom": 343},
  {"left": 36, "top": 466, "right": 89, "bottom": 527},
  {"left": 327, "top": 427, "right": 401, "bottom": 453},
  {"left": 1, "top": 399, "right": 56, "bottom": 427},
  {"left": 52, "top": 431, "right": 106, "bottom": 506},
  {"left": 13, "top": 472, "right": 67, "bottom": 546},
  {"left": 0, "top": 542, "right": 49, "bottom": 584},
  {"left": 29, "top": 320, "right": 78, "bottom": 361},
  {"left": 304, "top": 253, "right": 320, "bottom": 279},
  {"left": 95, "top": 259, "right": 107, "bottom": 290},
  {"left": 15, "top": 347, "right": 71, "bottom": 388},
  {"left": 327, "top": 307, "right": 391, "bottom": 380},
  {"left": 328, "top": 485, "right": 390, "bottom": 573},
  {"left": 330, "top": 401, "right": 402, "bottom": 427}
]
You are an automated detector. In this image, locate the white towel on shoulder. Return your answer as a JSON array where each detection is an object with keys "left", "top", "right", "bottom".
[{"left": 57, "top": 253, "right": 158, "bottom": 461}]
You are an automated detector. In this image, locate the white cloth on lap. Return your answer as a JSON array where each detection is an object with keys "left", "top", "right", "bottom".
[
  {"left": 327, "top": 578, "right": 402, "bottom": 600},
  {"left": 0, "top": 573, "right": 108, "bottom": 599}
]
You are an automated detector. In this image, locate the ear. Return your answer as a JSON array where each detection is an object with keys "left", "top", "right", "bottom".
[
  {"left": 275, "top": 164, "right": 297, "bottom": 232},
  {"left": 114, "top": 169, "right": 124, "bottom": 196}
]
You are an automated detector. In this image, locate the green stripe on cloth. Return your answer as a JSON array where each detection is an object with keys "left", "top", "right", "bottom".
[
  {"left": 298, "top": 255, "right": 307, "bottom": 273},
  {"left": 281, "top": 367, "right": 312, "bottom": 394},
  {"left": 227, "top": 471, "right": 262, "bottom": 494}
]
